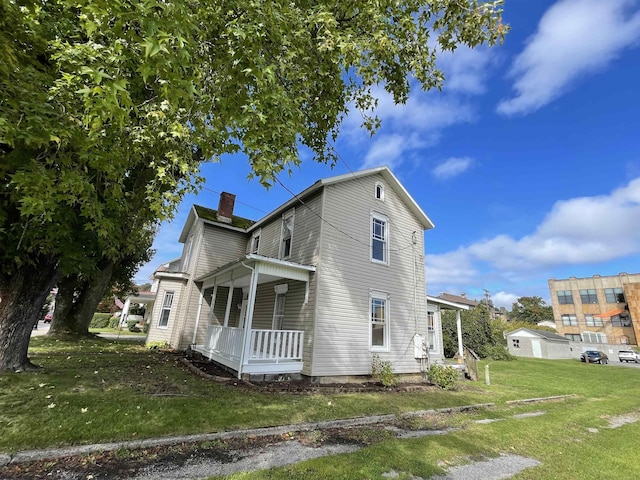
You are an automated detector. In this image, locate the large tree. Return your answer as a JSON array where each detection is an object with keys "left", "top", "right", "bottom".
[
  {"left": 1, "top": 0, "right": 507, "bottom": 371},
  {"left": 509, "top": 296, "right": 553, "bottom": 324}
]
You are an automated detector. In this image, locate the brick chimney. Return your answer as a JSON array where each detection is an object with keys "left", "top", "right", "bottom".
[{"left": 217, "top": 192, "right": 236, "bottom": 224}]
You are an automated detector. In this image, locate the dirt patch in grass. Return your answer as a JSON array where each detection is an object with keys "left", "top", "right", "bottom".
[
  {"left": 185, "top": 357, "right": 438, "bottom": 394},
  {"left": 0, "top": 420, "right": 441, "bottom": 479}
]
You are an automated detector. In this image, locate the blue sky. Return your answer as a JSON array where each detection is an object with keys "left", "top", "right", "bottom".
[{"left": 136, "top": 0, "right": 640, "bottom": 309}]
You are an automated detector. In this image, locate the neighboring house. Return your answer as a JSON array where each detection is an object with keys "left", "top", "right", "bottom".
[
  {"left": 146, "top": 166, "right": 439, "bottom": 382},
  {"left": 548, "top": 273, "right": 640, "bottom": 345},
  {"left": 506, "top": 328, "right": 571, "bottom": 359},
  {"left": 435, "top": 292, "right": 503, "bottom": 319}
]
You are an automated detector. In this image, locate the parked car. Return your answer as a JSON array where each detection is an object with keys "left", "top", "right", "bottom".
[
  {"left": 43, "top": 313, "right": 53, "bottom": 324},
  {"left": 618, "top": 350, "right": 639, "bottom": 363},
  {"left": 581, "top": 350, "right": 608, "bottom": 364}
]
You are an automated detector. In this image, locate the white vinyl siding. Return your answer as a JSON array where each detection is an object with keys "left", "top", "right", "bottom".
[{"left": 312, "top": 173, "right": 428, "bottom": 376}]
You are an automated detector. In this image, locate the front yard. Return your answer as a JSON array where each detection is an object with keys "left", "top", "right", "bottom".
[{"left": 1, "top": 336, "right": 640, "bottom": 478}]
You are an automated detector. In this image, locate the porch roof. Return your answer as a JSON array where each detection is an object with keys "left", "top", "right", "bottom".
[
  {"left": 195, "top": 254, "right": 316, "bottom": 288},
  {"left": 426, "top": 295, "right": 471, "bottom": 311}
]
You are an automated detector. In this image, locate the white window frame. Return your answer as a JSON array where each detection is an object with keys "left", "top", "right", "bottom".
[
  {"left": 370, "top": 212, "right": 389, "bottom": 265},
  {"left": 272, "top": 293, "right": 286, "bottom": 330},
  {"left": 158, "top": 291, "right": 174, "bottom": 328},
  {"left": 427, "top": 310, "right": 439, "bottom": 352},
  {"left": 280, "top": 210, "right": 295, "bottom": 259},
  {"left": 375, "top": 182, "right": 385, "bottom": 201},
  {"left": 250, "top": 228, "right": 261, "bottom": 254},
  {"left": 370, "top": 291, "right": 390, "bottom": 352},
  {"left": 582, "top": 331, "right": 607, "bottom": 343}
]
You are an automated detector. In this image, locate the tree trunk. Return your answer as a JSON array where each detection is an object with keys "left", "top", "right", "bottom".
[
  {"left": 0, "top": 256, "right": 59, "bottom": 372},
  {"left": 48, "top": 262, "right": 115, "bottom": 336}
]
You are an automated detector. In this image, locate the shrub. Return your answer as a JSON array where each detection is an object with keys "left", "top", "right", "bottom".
[
  {"left": 428, "top": 364, "right": 458, "bottom": 390},
  {"left": 142, "top": 322, "right": 150, "bottom": 334},
  {"left": 147, "top": 341, "right": 169, "bottom": 350},
  {"left": 126, "top": 320, "right": 141, "bottom": 332},
  {"left": 108, "top": 316, "right": 121, "bottom": 329},
  {"left": 90, "top": 313, "right": 112, "bottom": 329},
  {"left": 484, "top": 344, "right": 516, "bottom": 361},
  {"left": 371, "top": 354, "right": 398, "bottom": 388}
]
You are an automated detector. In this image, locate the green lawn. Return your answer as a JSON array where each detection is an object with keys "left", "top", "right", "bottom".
[{"left": 2, "top": 338, "right": 640, "bottom": 479}]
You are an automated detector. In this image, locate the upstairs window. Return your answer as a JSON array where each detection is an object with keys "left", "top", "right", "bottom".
[
  {"left": 375, "top": 183, "right": 385, "bottom": 201},
  {"left": 158, "top": 291, "right": 174, "bottom": 328},
  {"left": 561, "top": 314, "right": 578, "bottom": 326},
  {"left": 557, "top": 290, "right": 573, "bottom": 305},
  {"left": 250, "top": 229, "right": 261, "bottom": 254},
  {"left": 612, "top": 314, "right": 632, "bottom": 327},
  {"left": 280, "top": 211, "right": 294, "bottom": 259},
  {"left": 371, "top": 213, "right": 388, "bottom": 264},
  {"left": 579, "top": 289, "right": 598, "bottom": 304},
  {"left": 605, "top": 288, "right": 625, "bottom": 303}
]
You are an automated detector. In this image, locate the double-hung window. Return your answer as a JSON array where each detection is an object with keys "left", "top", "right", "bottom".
[
  {"left": 158, "top": 291, "right": 174, "bottom": 328},
  {"left": 280, "top": 211, "right": 294, "bottom": 259},
  {"left": 250, "top": 229, "right": 261, "bottom": 254},
  {"left": 427, "top": 311, "right": 437, "bottom": 352},
  {"left": 557, "top": 290, "right": 573, "bottom": 305},
  {"left": 561, "top": 314, "right": 577, "bottom": 326},
  {"left": 579, "top": 289, "right": 598, "bottom": 304},
  {"left": 605, "top": 288, "right": 625, "bottom": 303},
  {"left": 370, "top": 292, "right": 389, "bottom": 351},
  {"left": 585, "top": 314, "right": 603, "bottom": 327},
  {"left": 371, "top": 213, "right": 388, "bottom": 264}
]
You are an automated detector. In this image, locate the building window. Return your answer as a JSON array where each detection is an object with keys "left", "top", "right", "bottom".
[
  {"left": 158, "top": 291, "right": 174, "bottom": 328},
  {"left": 612, "top": 314, "right": 632, "bottom": 327},
  {"left": 557, "top": 290, "right": 573, "bottom": 305},
  {"left": 272, "top": 294, "right": 286, "bottom": 330},
  {"left": 375, "top": 183, "right": 384, "bottom": 201},
  {"left": 582, "top": 331, "right": 606, "bottom": 343},
  {"left": 371, "top": 213, "right": 388, "bottom": 264},
  {"left": 280, "top": 211, "right": 294, "bottom": 259},
  {"left": 579, "top": 289, "right": 598, "bottom": 304},
  {"left": 370, "top": 292, "right": 389, "bottom": 351},
  {"left": 584, "top": 314, "right": 603, "bottom": 327},
  {"left": 427, "top": 311, "right": 437, "bottom": 351},
  {"left": 250, "top": 229, "right": 261, "bottom": 254},
  {"left": 561, "top": 314, "right": 578, "bottom": 326},
  {"left": 565, "top": 333, "right": 581, "bottom": 341},
  {"left": 512, "top": 339, "right": 520, "bottom": 349},
  {"left": 605, "top": 288, "right": 625, "bottom": 303}
]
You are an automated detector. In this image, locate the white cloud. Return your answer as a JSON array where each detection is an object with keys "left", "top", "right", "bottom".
[
  {"left": 498, "top": 0, "right": 640, "bottom": 116},
  {"left": 432, "top": 157, "right": 474, "bottom": 180},
  {"left": 492, "top": 291, "right": 519, "bottom": 309},
  {"left": 340, "top": 47, "right": 495, "bottom": 171},
  {"left": 426, "top": 176, "right": 640, "bottom": 290}
]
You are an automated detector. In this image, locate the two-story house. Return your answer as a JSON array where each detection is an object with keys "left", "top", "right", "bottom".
[{"left": 146, "top": 166, "right": 438, "bottom": 382}]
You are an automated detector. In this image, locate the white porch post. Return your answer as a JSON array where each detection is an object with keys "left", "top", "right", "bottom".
[
  {"left": 191, "top": 289, "right": 205, "bottom": 345},
  {"left": 121, "top": 297, "right": 131, "bottom": 327},
  {"left": 238, "top": 264, "right": 259, "bottom": 379},
  {"left": 223, "top": 282, "right": 234, "bottom": 327},
  {"left": 456, "top": 309, "right": 464, "bottom": 360},
  {"left": 208, "top": 285, "right": 218, "bottom": 324}
]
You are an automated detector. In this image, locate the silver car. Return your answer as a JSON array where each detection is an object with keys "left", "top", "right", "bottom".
[{"left": 618, "top": 350, "right": 638, "bottom": 363}]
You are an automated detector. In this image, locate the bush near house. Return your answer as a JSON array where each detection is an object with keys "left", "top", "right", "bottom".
[{"left": 89, "top": 313, "right": 112, "bottom": 329}]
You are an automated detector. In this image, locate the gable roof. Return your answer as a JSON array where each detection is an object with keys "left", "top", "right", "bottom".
[
  {"left": 249, "top": 166, "right": 435, "bottom": 231},
  {"left": 436, "top": 293, "right": 481, "bottom": 308},
  {"left": 507, "top": 328, "right": 569, "bottom": 342},
  {"left": 179, "top": 205, "right": 255, "bottom": 242}
]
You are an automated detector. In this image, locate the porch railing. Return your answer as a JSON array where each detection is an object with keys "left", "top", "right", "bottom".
[
  {"left": 202, "top": 325, "right": 304, "bottom": 365},
  {"left": 249, "top": 329, "right": 304, "bottom": 363}
]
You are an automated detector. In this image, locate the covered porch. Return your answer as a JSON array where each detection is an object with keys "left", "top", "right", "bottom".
[{"left": 191, "top": 254, "right": 315, "bottom": 378}]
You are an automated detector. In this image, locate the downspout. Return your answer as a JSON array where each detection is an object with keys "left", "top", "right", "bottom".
[{"left": 238, "top": 262, "right": 259, "bottom": 379}]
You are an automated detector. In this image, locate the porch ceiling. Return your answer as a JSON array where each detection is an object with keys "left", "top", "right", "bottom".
[{"left": 196, "top": 254, "right": 316, "bottom": 288}]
